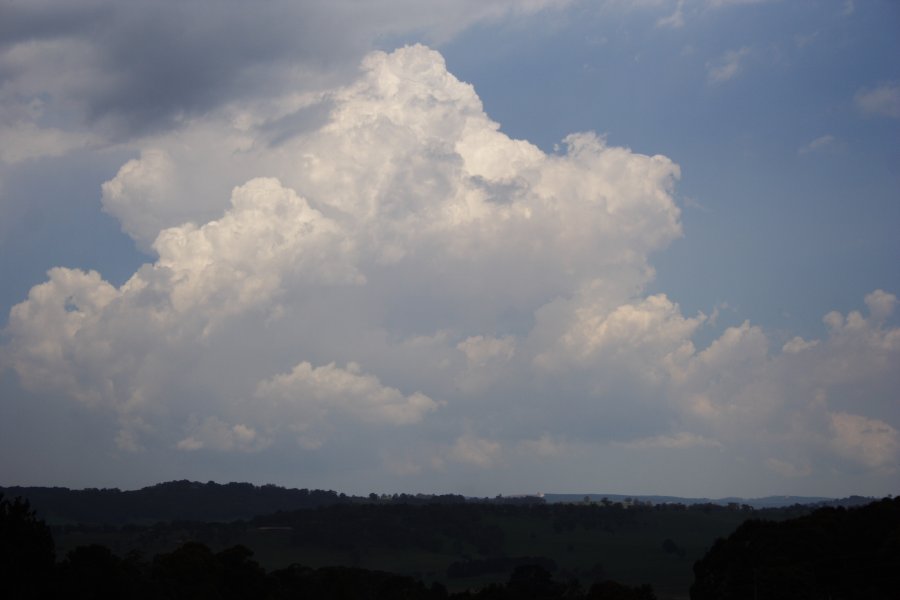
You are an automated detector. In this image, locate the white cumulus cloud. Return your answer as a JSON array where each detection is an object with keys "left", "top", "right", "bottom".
[{"left": 2, "top": 45, "right": 898, "bottom": 493}]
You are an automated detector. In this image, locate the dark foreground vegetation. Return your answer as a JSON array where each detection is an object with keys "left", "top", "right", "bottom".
[
  {"left": 2, "top": 493, "right": 656, "bottom": 599},
  {"left": 691, "top": 495, "right": 900, "bottom": 599},
  {"left": 2, "top": 482, "right": 897, "bottom": 599},
  {"left": 12, "top": 483, "right": 802, "bottom": 598}
]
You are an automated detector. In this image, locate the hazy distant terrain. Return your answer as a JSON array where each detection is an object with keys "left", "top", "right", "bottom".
[{"left": 542, "top": 494, "right": 874, "bottom": 509}]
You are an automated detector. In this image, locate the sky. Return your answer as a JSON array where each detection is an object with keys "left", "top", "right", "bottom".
[{"left": 1, "top": 0, "right": 898, "bottom": 499}]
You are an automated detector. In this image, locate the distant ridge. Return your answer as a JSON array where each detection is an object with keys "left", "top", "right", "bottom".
[
  {"left": 542, "top": 493, "right": 875, "bottom": 509},
  {"left": 1, "top": 480, "right": 877, "bottom": 525},
  {"left": 0, "top": 480, "right": 358, "bottom": 525}
]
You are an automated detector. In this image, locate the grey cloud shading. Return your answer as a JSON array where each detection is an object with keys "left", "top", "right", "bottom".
[
  {"left": 65, "top": 1, "right": 362, "bottom": 138},
  {"left": 0, "top": 1, "right": 113, "bottom": 50},
  {"left": 261, "top": 99, "right": 335, "bottom": 148},
  {"left": 1, "top": 0, "right": 568, "bottom": 139}
]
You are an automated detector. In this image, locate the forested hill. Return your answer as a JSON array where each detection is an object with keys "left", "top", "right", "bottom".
[
  {"left": 0, "top": 481, "right": 357, "bottom": 524},
  {"left": 3, "top": 481, "right": 466, "bottom": 524}
]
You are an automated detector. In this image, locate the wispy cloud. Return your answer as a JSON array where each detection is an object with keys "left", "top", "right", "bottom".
[
  {"left": 794, "top": 31, "right": 819, "bottom": 48},
  {"left": 798, "top": 134, "right": 835, "bottom": 155},
  {"left": 707, "top": 47, "right": 751, "bottom": 84},
  {"left": 855, "top": 82, "right": 900, "bottom": 119},
  {"left": 706, "top": 0, "right": 780, "bottom": 7},
  {"left": 656, "top": 0, "right": 685, "bottom": 29}
]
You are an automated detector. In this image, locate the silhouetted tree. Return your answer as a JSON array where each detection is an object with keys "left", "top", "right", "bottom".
[
  {"left": 216, "top": 545, "right": 267, "bottom": 600},
  {"left": 152, "top": 542, "right": 224, "bottom": 599},
  {"left": 506, "top": 564, "right": 564, "bottom": 599},
  {"left": 0, "top": 494, "right": 55, "bottom": 599}
]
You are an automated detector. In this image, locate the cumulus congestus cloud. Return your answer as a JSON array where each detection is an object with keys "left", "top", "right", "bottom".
[{"left": 2, "top": 46, "right": 898, "bottom": 486}]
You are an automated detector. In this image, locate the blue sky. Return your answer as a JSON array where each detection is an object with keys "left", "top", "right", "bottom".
[
  {"left": 438, "top": 1, "right": 900, "bottom": 340},
  {"left": 1, "top": 0, "right": 898, "bottom": 498}
]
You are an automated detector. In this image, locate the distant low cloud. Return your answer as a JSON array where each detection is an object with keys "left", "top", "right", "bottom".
[
  {"left": 256, "top": 360, "right": 439, "bottom": 439},
  {"left": 451, "top": 433, "right": 502, "bottom": 468},
  {"left": 177, "top": 417, "right": 268, "bottom": 453},
  {"left": 707, "top": 47, "right": 750, "bottom": 84},
  {"left": 766, "top": 457, "right": 811, "bottom": 479},
  {"left": 855, "top": 82, "right": 900, "bottom": 119},
  {"left": 614, "top": 432, "right": 722, "bottom": 450}
]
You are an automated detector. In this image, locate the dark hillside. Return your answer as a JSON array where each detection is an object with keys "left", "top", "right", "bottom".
[
  {"left": 0, "top": 481, "right": 477, "bottom": 525},
  {"left": 691, "top": 496, "right": 900, "bottom": 600}
]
